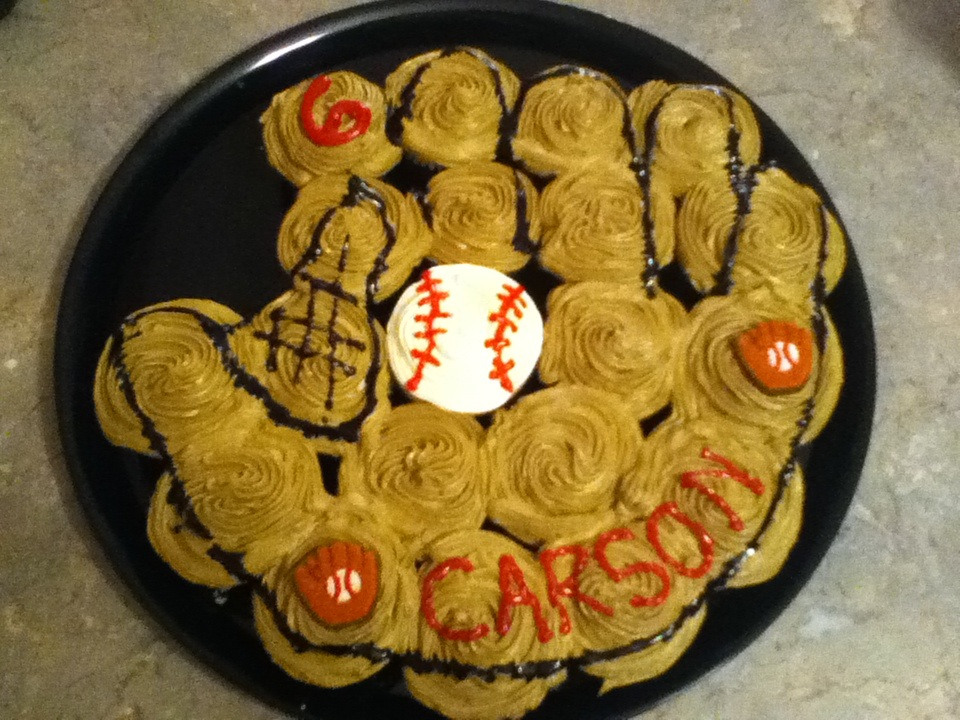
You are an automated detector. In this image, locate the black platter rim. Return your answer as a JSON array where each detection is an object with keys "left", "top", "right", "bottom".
[{"left": 53, "top": 1, "right": 877, "bottom": 719}]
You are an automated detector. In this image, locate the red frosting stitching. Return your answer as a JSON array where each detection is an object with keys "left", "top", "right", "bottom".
[
  {"left": 485, "top": 283, "right": 528, "bottom": 393},
  {"left": 405, "top": 269, "right": 451, "bottom": 392}
]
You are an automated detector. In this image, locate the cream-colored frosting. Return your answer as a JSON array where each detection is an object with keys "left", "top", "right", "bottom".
[{"left": 386, "top": 263, "right": 543, "bottom": 414}]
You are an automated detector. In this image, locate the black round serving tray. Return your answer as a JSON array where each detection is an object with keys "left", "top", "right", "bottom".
[{"left": 54, "top": 1, "right": 876, "bottom": 718}]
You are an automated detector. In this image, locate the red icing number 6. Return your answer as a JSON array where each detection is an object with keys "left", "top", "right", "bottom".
[{"left": 300, "top": 75, "right": 372, "bottom": 147}]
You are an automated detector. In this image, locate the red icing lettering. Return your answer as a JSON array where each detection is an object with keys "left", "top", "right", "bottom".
[
  {"left": 647, "top": 503, "right": 715, "bottom": 579},
  {"left": 300, "top": 74, "right": 373, "bottom": 147},
  {"left": 420, "top": 557, "right": 490, "bottom": 642},
  {"left": 540, "top": 545, "right": 613, "bottom": 634},
  {"left": 680, "top": 448, "right": 766, "bottom": 532},
  {"left": 497, "top": 554, "right": 554, "bottom": 643},
  {"left": 406, "top": 269, "right": 451, "bottom": 392},
  {"left": 485, "top": 283, "right": 527, "bottom": 393},
  {"left": 594, "top": 528, "right": 671, "bottom": 608}
]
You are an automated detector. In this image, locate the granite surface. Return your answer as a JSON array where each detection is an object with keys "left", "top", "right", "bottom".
[{"left": 1, "top": 0, "right": 959, "bottom": 718}]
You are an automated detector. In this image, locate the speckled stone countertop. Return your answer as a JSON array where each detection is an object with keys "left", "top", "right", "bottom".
[{"left": 1, "top": 1, "right": 959, "bottom": 718}]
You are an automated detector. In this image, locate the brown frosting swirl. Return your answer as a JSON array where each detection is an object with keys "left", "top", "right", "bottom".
[
  {"left": 173, "top": 422, "right": 331, "bottom": 573},
  {"left": 261, "top": 71, "right": 401, "bottom": 186},
  {"left": 630, "top": 81, "right": 761, "bottom": 199},
  {"left": 256, "top": 503, "right": 419, "bottom": 686},
  {"left": 416, "top": 529, "right": 571, "bottom": 662},
  {"left": 96, "top": 300, "right": 263, "bottom": 455},
  {"left": 230, "top": 287, "right": 390, "bottom": 447},
  {"left": 385, "top": 48, "right": 520, "bottom": 167},
  {"left": 147, "top": 472, "right": 236, "bottom": 588},
  {"left": 277, "top": 174, "right": 431, "bottom": 302},
  {"left": 540, "top": 521, "right": 708, "bottom": 690},
  {"left": 677, "top": 167, "right": 847, "bottom": 294},
  {"left": 425, "top": 161, "right": 539, "bottom": 271},
  {"left": 408, "top": 528, "right": 572, "bottom": 718},
  {"left": 538, "top": 166, "right": 673, "bottom": 282},
  {"left": 511, "top": 67, "right": 633, "bottom": 177},
  {"left": 539, "top": 282, "right": 687, "bottom": 418},
  {"left": 338, "top": 402, "right": 489, "bottom": 544},
  {"left": 671, "top": 288, "right": 818, "bottom": 437},
  {"left": 622, "top": 418, "right": 792, "bottom": 562},
  {"left": 485, "top": 386, "right": 644, "bottom": 546}
]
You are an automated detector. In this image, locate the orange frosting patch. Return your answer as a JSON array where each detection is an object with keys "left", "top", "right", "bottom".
[
  {"left": 734, "top": 320, "right": 813, "bottom": 393},
  {"left": 295, "top": 541, "right": 379, "bottom": 626}
]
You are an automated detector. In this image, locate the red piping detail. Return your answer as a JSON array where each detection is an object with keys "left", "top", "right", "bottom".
[
  {"left": 405, "top": 269, "right": 451, "bottom": 392},
  {"left": 680, "top": 448, "right": 766, "bottom": 532},
  {"left": 300, "top": 74, "right": 373, "bottom": 147},
  {"left": 485, "top": 283, "right": 528, "bottom": 393}
]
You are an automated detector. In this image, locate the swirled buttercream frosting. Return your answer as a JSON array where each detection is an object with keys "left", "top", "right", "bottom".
[
  {"left": 538, "top": 165, "right": 674, "bottom": 282},
  {"left": 408, "top": 529, "right": 571, "bottom": 720},
  {"left": 671, "top": 287, "right": 820, "bottom": 437},
  {"left": 539, "top": 281, "right": 687, "bottom": 418},
  {"left": 147, "top": 472, "right": 237, "bottom": 589},
  {"left": 510, "top": 66, "right": 633, "bottom": 177},
  {"left": 277, "top": 174, "right": 431, "bottom": 302},
  {"left": 385, "top": 48, "right": 520, "bottom": 168},
  {"left": 172, "top": 423, "right": 330, "bottom": 572},
  {"left": 484, "top": 386, "right": 644, "bottom": 546},
  {"left": 629, "top": 80, "right": 761, "bottom": 199},
  {"left": 338, "top": 402, "right": 489, "bottom": 543},
  {"left": 255, "top": 504, "right": 419, "bottom": 687},
  {"left": 556, "top": 522, "right": 709, "bottom": 692},
  {"left": 261, "top": 71, "right": 401, "bottom": 186},
  {"left": 230, "top": 286, "right": 391, "bottom": 451},
  {"left": 425, "top": 161, "right": 540, "bottom": 271},
  {"left": 676, "top": 166, "right": 847, "bottom": 294}
]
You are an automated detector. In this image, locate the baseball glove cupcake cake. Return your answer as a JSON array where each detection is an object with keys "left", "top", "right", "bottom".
[{"left": 92, "top": 45, "right": 849, "bottom": 720}]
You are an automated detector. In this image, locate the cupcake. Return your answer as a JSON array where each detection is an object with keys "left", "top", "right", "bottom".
[
  {"left": 510, "top": 66, "right": 634, "bottom": 177},
  {"left": 484, "top": 386, "right": 644, "bottom": 546},
  {"left": 385, "top": 47, "right": 520, "bottom": 167},
  {"left": 538, "top": 165, "right": 674, "bottom": 282},
  {"left": 262, "top": 71, "right": 401, "bottom": 185},
  {"left": 676, "top": 166, "right": 847, "bottom": 294},
  {"left": 407, "top": 529, "right": 571, "bottom": 720},
  {"left": 277, "top": 174, "right": 431, "bottom": 302},
  {"left": 539, "top": 281, "right": 687, "bottom": 418},
  {"left": 424, "top": 161, "right": 539, "bottom": 271},
  {"left": 629, "top": 81, "right": 761, "bottom": 199}
]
